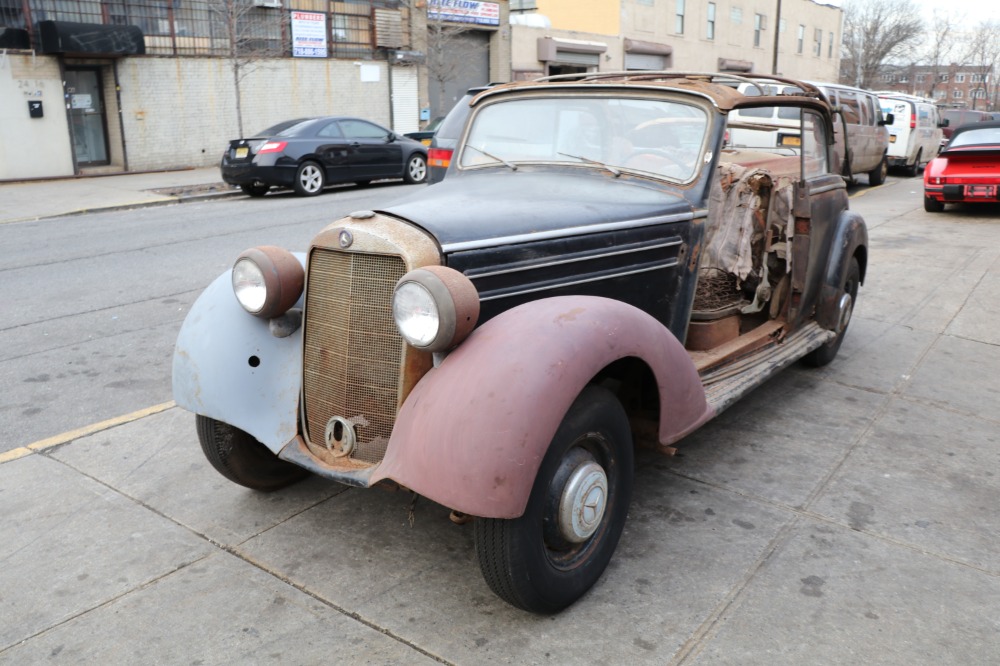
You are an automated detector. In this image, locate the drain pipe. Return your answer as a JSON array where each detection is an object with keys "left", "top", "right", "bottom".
[{"left": 112, "top": 60, "right": 129, "bottom": 172}]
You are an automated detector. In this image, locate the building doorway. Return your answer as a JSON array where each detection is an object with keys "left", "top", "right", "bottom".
[{"left": 64, "top": 68, "right": 110, "bottom": 167}]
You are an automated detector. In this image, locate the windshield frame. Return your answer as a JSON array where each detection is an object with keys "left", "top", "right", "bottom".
[{"left": 455, "top": 91, "right": 716, "bottom": 185}]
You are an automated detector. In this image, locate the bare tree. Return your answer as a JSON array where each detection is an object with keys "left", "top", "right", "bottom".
[
  {"left": 920, "top": 9, "right": 960, "bottom": 99},
  {"left": 208, "top": 0, "right": 288, "bottom": 137},
  {"left": 841, "top": 0, "right": 923, "bottom": 89},
  {"left": 424, "top": 18, "right": 481, "bottom": 116},
  {"left": 964, "top": 20, "right": 1000, "bottom": 110}
]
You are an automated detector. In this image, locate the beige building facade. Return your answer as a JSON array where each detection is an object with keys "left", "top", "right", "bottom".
[{"left": 510, "top": 0, "right": 842, "bottom": 84}]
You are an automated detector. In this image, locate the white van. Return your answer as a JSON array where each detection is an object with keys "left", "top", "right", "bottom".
[{"left": 876, "top": 93, "right": 943, "bottom": 176}]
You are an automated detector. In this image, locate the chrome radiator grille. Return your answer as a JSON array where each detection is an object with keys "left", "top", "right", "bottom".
[{"left": 302, "top": 248, "right": 407, "bottom": 464}]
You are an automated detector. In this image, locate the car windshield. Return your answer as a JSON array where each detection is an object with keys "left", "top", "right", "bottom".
[
  {"left": 949, "top": 127, "right": 1000, "bottom": 147},
  {"left": 459, "top": 96, "right": 710, "bottom": 182}
]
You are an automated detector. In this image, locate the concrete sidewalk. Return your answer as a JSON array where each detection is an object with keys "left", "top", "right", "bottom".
[{"left": 0, "top": 167, "right": 235, "bottom": 224}]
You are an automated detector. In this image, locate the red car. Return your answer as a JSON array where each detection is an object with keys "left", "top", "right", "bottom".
[{"left": 924, "top": 121, "right": 1000, "bottom": 212}]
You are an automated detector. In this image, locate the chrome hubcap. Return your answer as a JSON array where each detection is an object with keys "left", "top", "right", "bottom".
[
  {"left": 300, "top": 166, "right": 322, "bottom": 192},
  {"left": 838, "top": 292, "right": 853, "bottom": 332},
  {"left": 557, "top": 460, "right": 608, "bottom": 543},
  {"left": 409, "top": 158, "right": 426, "bottom": 181}
]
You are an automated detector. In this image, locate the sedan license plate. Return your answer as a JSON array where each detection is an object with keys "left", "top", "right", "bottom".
[
  {"left": 965, "top": 185, "right": 996, "bottom": 198},
  {"left": 235, "top": 146, "right": 249, "bottom": 159},
  {"left": 780, "top": 135, "right": 801, "bottom": 147}
]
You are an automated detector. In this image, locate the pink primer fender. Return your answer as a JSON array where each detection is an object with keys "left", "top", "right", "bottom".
[{"left": 370, "top": 295, "right": 714, "bottom": 519}]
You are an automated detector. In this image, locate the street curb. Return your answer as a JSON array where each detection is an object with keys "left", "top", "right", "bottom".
[{"left": 1, "top": 189, "right": 244, "bottom": 225}]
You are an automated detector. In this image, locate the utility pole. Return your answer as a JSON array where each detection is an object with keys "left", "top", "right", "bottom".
[{"left": 772, "top": 0, "right": 782, "bottom": 75}]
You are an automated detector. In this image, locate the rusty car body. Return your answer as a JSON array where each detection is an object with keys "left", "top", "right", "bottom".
[{"left": 173, "top": 72, "right": 868, "bottom": 614}]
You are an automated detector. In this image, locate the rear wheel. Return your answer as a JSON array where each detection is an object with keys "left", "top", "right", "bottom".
[
  {"left": 196, "top": 415, "right": 308, "bottom": 490},
  {"left": 404, "top": 154, "right": 427, "bottom": 184},
  {"left": 240, "top": 182, "right": 270, "bottom": 197},
  {"left": 474, "top": 385, "right": 634, "bottom": 614},
  {"left": 904, "top": 149, "right": 922, "bottom": 177},
  {"left": 293, "top": 161, "right": 325, "bottom": 196},
  {"left": 868, "top": 155, "right": 888, "bottom": 186},
  {"left": 803, "top": 257, "right": 860, "bottom": 368},
  {"left": 924, "top": 195, "right": 945, "bottom": 213}
]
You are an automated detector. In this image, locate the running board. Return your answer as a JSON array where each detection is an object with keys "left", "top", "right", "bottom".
[{"left": 700, "top": 321, "right": 836, "bottom": 415}]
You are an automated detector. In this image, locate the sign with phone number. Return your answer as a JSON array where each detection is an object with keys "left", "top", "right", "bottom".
[{"left": 292, "top": 11, "right": 328, "bottom": 58}]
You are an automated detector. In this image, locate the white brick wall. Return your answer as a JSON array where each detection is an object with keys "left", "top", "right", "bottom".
[{"left": 118, "top": 57, "right": 392, "bottom": 171}]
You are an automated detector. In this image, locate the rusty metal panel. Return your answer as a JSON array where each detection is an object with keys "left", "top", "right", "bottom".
[{"left": 373, "top": 8, "right": 404, "bottom": 49}]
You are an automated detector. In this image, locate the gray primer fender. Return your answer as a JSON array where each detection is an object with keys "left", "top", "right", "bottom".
[{"left": 171, "top": 254, "right": 305, "bottom": 452}]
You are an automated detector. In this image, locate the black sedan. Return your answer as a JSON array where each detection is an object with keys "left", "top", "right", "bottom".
[{"left": 220, "top": 116, "right": 428, "bottom": 196}]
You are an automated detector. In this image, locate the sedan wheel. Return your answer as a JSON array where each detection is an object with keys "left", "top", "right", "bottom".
[
  {"left": 294, "top": 161, "right": 325, "bottom": 196},
  {"left": 404, "top": 154, "right": 428, "bottom": 184},
  {"left": 474, "top": 385, "right": 634, "bottom": 613}
]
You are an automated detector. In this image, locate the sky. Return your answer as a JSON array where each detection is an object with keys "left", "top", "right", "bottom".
[{"left": 820, "top": 0, "right": 1000, "bottom": 30}]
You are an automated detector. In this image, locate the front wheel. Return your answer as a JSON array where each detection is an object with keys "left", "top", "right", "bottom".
[
  {"left": 924, "top": 195, "right": 944, "bottom": 213},
  {"left": 293, "top": 161, "right": 325, "bottom": 196},
  {"left": 474, "top": 385, "right": 634, "bottom": 613},
  {"left": 196, "top": 415, "right": 309, "bottom": 490},
  {"left": 868, "top": 155, "right": 888, "bottom": 186},
  {"left": 802, "top": 257, "right": 860, "bottom": 368},
  {"left": 404, "top": 154, "right": 427, "bottom": 184}
]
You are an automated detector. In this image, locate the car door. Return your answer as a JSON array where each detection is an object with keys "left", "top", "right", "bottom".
[
  {"left": 312, "top": 119, "right": 351, "bottom": 182},
  {"left": 339, "top": 119, "right": 402, "bottom": 179},
  {"left": 789, "top": 109, "right": 850, "bottom": 327}
]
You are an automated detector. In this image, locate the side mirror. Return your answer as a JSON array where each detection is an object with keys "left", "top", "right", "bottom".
[
  {"left": 386, "top": 133, "right": 397, "bottom": 143},
  {"left": 939, "top": 118, "right": 950, "bottom": 128},
  {"left": 879, "top": 113, "right": 894, "bottom": 126}
]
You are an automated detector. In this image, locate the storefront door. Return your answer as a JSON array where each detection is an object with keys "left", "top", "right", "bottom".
[{"left": 65, "top": 68, "right": 109, "bottom": 166}]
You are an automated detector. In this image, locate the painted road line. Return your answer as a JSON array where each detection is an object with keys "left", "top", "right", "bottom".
[{"left": 0, "top": 401, "right": 178, "bottom": 464}]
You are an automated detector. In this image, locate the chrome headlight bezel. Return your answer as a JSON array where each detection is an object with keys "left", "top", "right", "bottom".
[
  {"left": 231, "top": 246, "right": 304, "bottom": 319},
  {"left": 392, "top": 266, "right": 480, "bottom": 352}
]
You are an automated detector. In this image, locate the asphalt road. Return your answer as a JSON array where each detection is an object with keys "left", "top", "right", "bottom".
[{"left": 0, "top": 182, "right": 426, "bottom": 453}]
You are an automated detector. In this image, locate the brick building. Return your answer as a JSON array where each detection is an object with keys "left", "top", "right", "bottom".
[{"left": 875, "top": 64, "right": 996, "bottom": 111}]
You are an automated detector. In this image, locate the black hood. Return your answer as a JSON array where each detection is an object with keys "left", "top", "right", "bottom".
[{"left": 380, "top": 169, "right": 693, "bottom": 249}]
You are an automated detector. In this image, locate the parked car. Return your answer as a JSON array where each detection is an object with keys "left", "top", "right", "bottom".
[
  {"left": 940, "top": 108, "right": 992, "bottom": 147},
  {"left": 404, "top": 115, "right": 445, "bottom": 146},
  {"left": 726, "top": 80, "right": 892, "bottom": 185},
  {"left": 220, "top": 116, "right": 428, "bottom": 197},
  {"left": 175, "top": 72, "right": 867, "bottom": 614},
  {"left": 812, "top": 81, "right": 893, "bottom": 185},
  {"left": 923, "top": 120, "right": 1000, "bottom": 212},
  {"left": 427, "top": 84, "right": 499, "bottom": 183},
  {"left": 877, "top": 93, "right": 943, "bottom": 176}
]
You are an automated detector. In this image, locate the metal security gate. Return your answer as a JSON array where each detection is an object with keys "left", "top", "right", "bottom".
[{"left": 391, "top": 67, "right": 419, "bottom": 135}]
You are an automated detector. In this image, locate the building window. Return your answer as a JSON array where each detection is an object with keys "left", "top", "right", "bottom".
[
  {"left": 916, "top": 74, "right": 926, "bottom": 83},
  {"left": 797, "top": 25, "right": 804, "bottom": 54},
  {"left": 675, "top": 0, "right": 685, "bottom": 35},
  {"left": 754, "top": 14, "right": 765, "bottom": 48},
  {"left": 953, "top": 90, "right": 963, "bottom": 99},
  {"left": 934, "top": 89, "right": 946, "bottom": 99},
  {"left": 707, "top": 2, "right": 716, "bottom": 40},
  {"left": 956, "top": 74, "right": 965, "bottom": 83},
  {"left": 814, "top": 27, "right": 822, "bottom": 56},
  {"left": 940, "top": 74, "right": 949, "bottom": 82},
  {"left": 731, "top": 7, "right": 742, "bottom": 24},
  {"left": 973, "top": 88, "right": 986, "bottom": 99},
  {"left": 828, "top": 31, "right": 833, "bottom": 58}
]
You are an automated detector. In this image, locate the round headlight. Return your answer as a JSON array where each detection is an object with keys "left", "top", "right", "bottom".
[
  {"left": 392, "top": 266, "right": 480, "bottom": 352},
  {"left": 231, "top": 246, "right": 304, "bottom": 318}
]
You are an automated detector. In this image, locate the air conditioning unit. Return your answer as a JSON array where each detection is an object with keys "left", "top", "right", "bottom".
[{"left": 252, "top": 0, "right": 282, "bottom": 8}]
